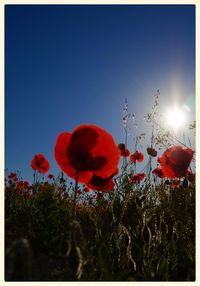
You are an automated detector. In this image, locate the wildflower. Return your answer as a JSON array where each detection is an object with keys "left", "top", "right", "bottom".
[
  {"left": 152, "top": 167, "right": 165, "bottom": 178},
  {"left": 16, "top": 181, "right": 24, "bottom": 190},
  {"left": 76, "top": 204, "right": 82, "bottom": 211},
  {"left": 54, "top": 124, "right": 120, "bottom": 186},
  {"left": 16, "top": 181, "right": 29, "bottom": 189},
  {"left": 147, "top": 147, "right": 157, "bottom": 157},
  {"left": 31, "top": 154, "right": 50, "bottom": 174},
  {"left": 48, "top": 174, "right": 54, "bottom": 179},
  {"left": 130, "top": 151, "right": 144, "bottom": 163},
  {"left": 77, "top": 189, "right": 82, "bottom": 195},
  {"left": 130, "top": 173, "right": 146, "bottom": 183},
  {"left": 83, "top": 186, "right": 90, "bottom": 193},
  {"left": 172, "top": 179, "right": 180, "bottom": 189},
  {"left": 118, "top": 143, "right": 130, "bottom": 157},
  {"left": 23, "top": 181, "right": 29, "bottom": 188},
  {"left": 63, "top": 191, "right": 68, "bottom": 197},
  {"left": 8, "top": 172, "right": 18, "bottom": 180},
  {"left": 187, "top": 170, "right": 195, "bottom": 182},
  {"left": 158, "top": 146, "right": 193, "bottom": 178}
]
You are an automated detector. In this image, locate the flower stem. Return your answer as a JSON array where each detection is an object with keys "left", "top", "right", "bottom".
[{"left": 72, "top": 170, "right": 78, "bottom": 219}]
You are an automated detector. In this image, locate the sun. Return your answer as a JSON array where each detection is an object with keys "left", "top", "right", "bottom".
[{"left": 166, "top": 107, "right": 185, "bottom": 130}]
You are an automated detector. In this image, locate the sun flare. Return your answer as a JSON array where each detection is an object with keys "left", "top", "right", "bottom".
[{"left": 166, "top": 107, "right": 185, "bottom": 130}]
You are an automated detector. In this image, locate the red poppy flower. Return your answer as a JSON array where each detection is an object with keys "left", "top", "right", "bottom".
[
  {"left": 187, "top": 170, "right": 195, "bottom": 182},
  {"left": 63, "top": 191, "right": 68, "bottom": 197},
  {"left": 31, "top": 154, "right": 50, "bottom": 174},
  {"left": 158, "top": 146, "right": 193, "bottom": 178},
  {"left": 120, "top": 149, "right": 130, "bottom": 157},
  {"left": 8, "top": 172, "right": 18, "bottom": 180},
  {"left": 152, "top": 168, "right": 165, "bottom": 178},
  {"left": 118, "top": 143, "right": 130, "bottom": 157},
  {"left": 130, "top": 151, "right": 144, "bottom": 163},
  {"left": 147, "top": 147, "right": 157, "bottom": 157},
  {"left": 172, "top": 179, "right": 180, "bottom": 188},
  {"left": 23, "top": 181, "right": 29, "bottom": 188},
  {"left": 16, "top": 181, "right": 29, "bottom": 190},
  {"left": 54, "top": 124, "right": 120, "bottom": 184},
  {"left": 83, "top": 186, "right": 90, "bottom": 193},
  {"left": 130, "top": 173, "right": 146, "bottom": 183},
  {"left": 48, "top": 174, "right": 54, "bottom": 179}
]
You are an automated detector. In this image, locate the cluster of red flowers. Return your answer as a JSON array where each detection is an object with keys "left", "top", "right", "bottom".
[
  {"left": 28, "top": 124, "right": 194, "bottom": 193},
  {"left": 130, "top": 173, "right": 146, "bottom": 183}
]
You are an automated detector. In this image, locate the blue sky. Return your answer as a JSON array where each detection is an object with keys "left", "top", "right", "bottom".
[{"left": 5, "top": 5, "right": 195, "bottom": 182}]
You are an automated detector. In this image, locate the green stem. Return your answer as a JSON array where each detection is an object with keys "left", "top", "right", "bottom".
[{"left": 72, "top": 170, "right": 79, "bottom": 219}]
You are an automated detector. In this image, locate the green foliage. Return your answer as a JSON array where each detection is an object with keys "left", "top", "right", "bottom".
[{"left": 5, "top": 179, "right": 195, "bottom": 281}]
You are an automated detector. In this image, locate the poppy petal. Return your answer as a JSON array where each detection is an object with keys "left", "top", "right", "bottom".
[{"left": 54, "top": 132, "right": 93, "bottom": 183}]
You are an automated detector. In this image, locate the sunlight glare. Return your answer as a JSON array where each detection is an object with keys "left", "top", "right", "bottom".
[{"left": 166, "top": 107, "right": 185, "bottom": 130}]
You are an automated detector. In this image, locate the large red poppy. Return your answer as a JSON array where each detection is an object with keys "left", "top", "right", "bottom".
[
  {"left": 54, "top": 124, "right": 120, "bottom": 185},
  {"left": 158, "top": 146, "right": 193, "bottom": 178},
  {"left": 130, "top": 151, "right": 144, "bottom": 163},
  {"left": 31, "top": 154, "right": 50, "bottom": 174}
]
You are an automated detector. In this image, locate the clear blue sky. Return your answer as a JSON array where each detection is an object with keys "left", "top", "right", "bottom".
[{"left": 5, "top": 5, "right": 195, "bottom": 182}]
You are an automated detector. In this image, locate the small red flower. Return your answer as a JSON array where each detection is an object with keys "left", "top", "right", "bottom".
[
  {"left": 172, "top": 179, "right": 180, "bottom": 188},
  {"left": 8, "top": 172, "right": 18, "bottom": 180},
  {"left": 76, "top": 204, "right": 82, "bottom": 211},
  {"left": 187, "top": 170, "right": 195, "bottom": 182},
  {"left": 54, "top": 124, "right": 120, "bottom": 185},
  {"left": 118, "top": 143, "right": 130, "bottom": 157},
  {"left": 158, "top": 146, "right": 193, "bottom": 178},
  {"left": 120, "top": 149, "right": 130, "bottom": 157},
  {"left": 24, "top": 181, "right": 29, "bottom": 188},
  {"left": 147, "top": 147, "right": 157, "bottom": 157},
  {"left": 63, "top": 191, "right": 68, "bottom": 197},
  {"left": 83, "top": 186, "right": 90, "bottom": 193},
  {"left": 152, "top": 168, "right": 165, "bottom": 178},
  {"left": 31, "top": 154, "right": 50, "bottom": 174},
  {"left": 16, "top": 181, "right": 24, "bottom": 190},
  {"left": 130, "top": 151, "right": 144, "bottom": 163},
  {"left": 48, "top": 174, "right": 54, "bottom": 179},
  {"left": 130, "top": 173, "right": 146, "bottom": 183}
]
